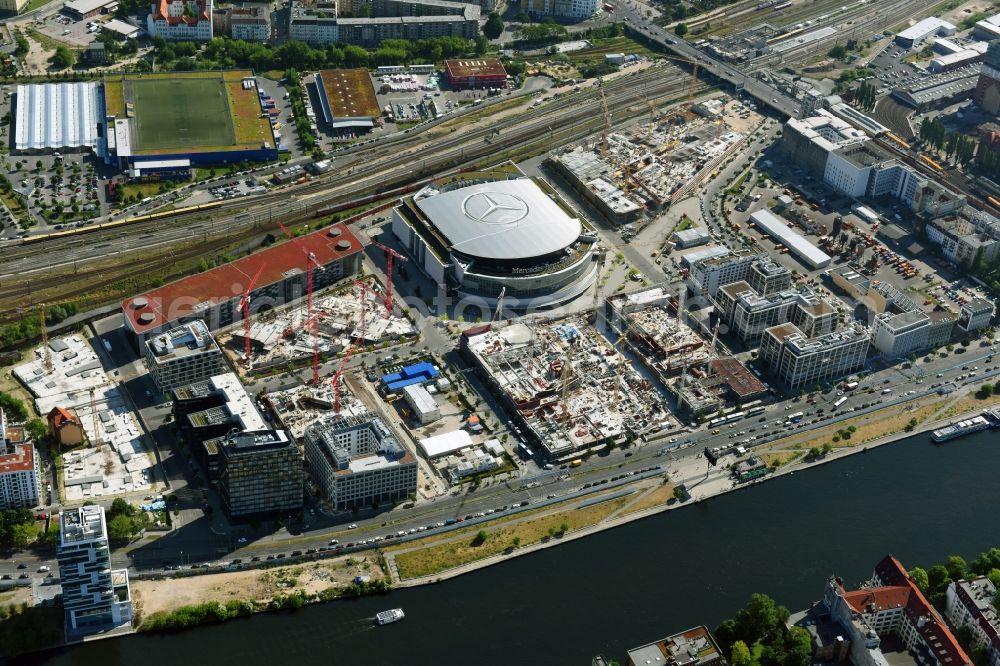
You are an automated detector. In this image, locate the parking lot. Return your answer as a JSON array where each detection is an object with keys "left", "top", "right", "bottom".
[
  {"left": 39, "top": 11, "right": 102, "bottom": 48},
  {"left": 865, "top": 41, "right": 931, "bottom": 96}
]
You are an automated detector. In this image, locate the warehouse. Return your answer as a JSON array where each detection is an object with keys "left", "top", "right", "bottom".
[
  {"left": 13, "top": 82, "right": 101, "bottom": 154},
  {"left": 121, "top": 224, "right": 363, "bottom": 345},
  {"left": 62, "top": 0, "right": 118, "bottom": 19},
  {"left": 444, "top": 59, "right": 508, "bottom": 90},
  {"left": 894, "top": 17, "right": 955, "bottom": 48},
  {"left": 314, "top": 69, "right": 381, "bottom": 133},
  {"left": 749, "top": 210, "right": 831, "bottom": 269}
]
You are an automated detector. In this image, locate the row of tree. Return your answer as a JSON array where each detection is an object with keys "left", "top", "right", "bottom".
[
  {"left": 0, "top": 508, "right": 37, "bottom": 550},
  {"left": 918, "top": 117, "right": 977, "bottom": 165},
  {"left": 151, "top": 36, "right": 487, "bottom": 74},
  {"left": 853, "top": 81, "right": 877, "bottom": 112}
]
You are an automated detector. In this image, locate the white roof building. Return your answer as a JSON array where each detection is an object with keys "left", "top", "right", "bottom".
[
  {"left": 418, "top": 429, "right": 473, "bottom": 458},
  {"left": 749, "top": 210, "right": 832, "bottom": 269},
  {"left": 14, "top": 82, "right": 100, "bottom": 153}
]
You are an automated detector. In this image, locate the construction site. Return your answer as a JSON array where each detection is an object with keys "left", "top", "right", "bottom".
[
  {"left": 606, "top": 286, "right": 769, "bottom": 420},
  {"left": 221, "top": 276, "right": 417, "bottom": 379},
  {"left": 461, "top": 317, "right": 671, "bottom": 461},
  {"left": 548, "top": 94, "right": 751, "bottom": 226},
  {"left": 14, "top": 334, "right": 157, "bottom": 502}
]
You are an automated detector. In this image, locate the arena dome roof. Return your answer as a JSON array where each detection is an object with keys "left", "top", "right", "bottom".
[{"left": 414, "top": 179, "right": 583, "bottom": 261}]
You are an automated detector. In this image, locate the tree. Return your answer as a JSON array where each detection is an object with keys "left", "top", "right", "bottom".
[
  {"left": 909, "top": 567, "right": 930, "bottom": 592},
  {"left": 107, "top": 513, "right": 138, "bottom": 542},
  {"left": 109, "top": 497, "right": 135, "bottom": 518},
  {"left": 927, "top": 565, "right": 951, "bottom": 591},
  {"left": 9, "top": 522, "right": 35, "bottom": 550},
  {"left": 730, "top": 640, "right": 753, "bottom": 666},
  {"left": 829, "top": 44, "right": 847, "bottom": 59},
  {"left": 50, "top": 46, "right": 75, "bottom": 70},
  {"left": 675, "top": 23, "right": 688, "bottom": 37},
  {"left": 483, "top": 12, "right": 504, "bottom": 40},
  {"left": 512, "top": 536, "right": 521, "bottom": 548},
  {"left": 24, "top": 419, "right": 47, "bottom": 442},
  {"left": 559, "top": 521, "right": 569, "bottom": 535},
  {"left": 945, "top": 555, "right": 967, "bottom": 582}
]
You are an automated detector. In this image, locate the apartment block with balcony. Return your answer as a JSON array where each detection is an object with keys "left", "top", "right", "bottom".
[
  {"left": 57, "top": 505, "right": 132, "bottom": 638},
  {"left": 689, "top": 249, "right": 765, "bottom": 298},
  {"left": 0, "top": 409, "right": 41, "bottom": 509}
]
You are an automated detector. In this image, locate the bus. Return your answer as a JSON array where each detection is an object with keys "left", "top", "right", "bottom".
[
  {"left": 833, "top": 396, "right": 848, "bottom": 409},
  {"left": 708, "top": 416, "right": 727, "bottom": 428},
  {"left": 746, "top": 406, "right": 766, "bottom": 417},
  {"left": 724, "top": 411, "right": 745, "bottom": 423},
  {"left": 844, "top": 381, "right": 859, "bottom": 390},
  {"left": 786, "top": 412, "right": 805, "bottom": 423}
]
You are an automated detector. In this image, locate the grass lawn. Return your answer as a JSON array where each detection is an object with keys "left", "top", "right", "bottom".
[
  {"left": 621, "top": 481, "right": 677, "bottom": 515},
  {"left": 675, "top": 216, "right": 694, "bottom": 232},
  {"left": 563, "top": 36, "right": 659, "bottom": 63},
  {"left": 120, "top": 181, "right": 169, "bottom": 200},
  {"left": 393, "top": 495, "right": 631, "bottom": 579},
  {"left": 104, "top": 78, "right": 125, "bottom": 117},
  {"left": 21, "top": 0, "right": 53, "bottom": 13},
  {"left": 130, "top": 77, "right": 234, "bottom": 150},
  {"left": 225, "top": 80, "right": 274, "bottom": 146}
]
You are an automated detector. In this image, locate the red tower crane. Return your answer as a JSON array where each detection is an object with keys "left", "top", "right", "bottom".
[
  {"left": 370, "top": 240, "right": 407, "bottom": 317},
  {"left": 274, "top": 221, "right": 325, "bottom": 382},
  {"left": 282, "top": 311, "right": 326, "bottom": 385},
  {"left": 331, "top": 280, "right": 376, "bottom": 416},
  {"left": 239, "top": 263, "right": 267, "bottom": 362}
]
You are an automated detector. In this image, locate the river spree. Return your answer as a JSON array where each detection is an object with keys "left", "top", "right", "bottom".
[{"left": 28, "top": 430, "right": 1000, "bottom": 666}]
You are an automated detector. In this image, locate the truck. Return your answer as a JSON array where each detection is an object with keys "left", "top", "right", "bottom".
[
  {"left": 569, "top": 459, "right": 583, "bottom": 468},
  {"left": 844, "top": 381, "right": 859, "bottom": 390}
]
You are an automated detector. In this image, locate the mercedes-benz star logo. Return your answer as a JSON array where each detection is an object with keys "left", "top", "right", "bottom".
[{"left": 462, "top": 191, "right": 529, "bottom": 227}]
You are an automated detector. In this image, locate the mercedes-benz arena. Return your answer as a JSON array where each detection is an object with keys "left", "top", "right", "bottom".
[{"left": 390, "top": 171, "right": 599, "bottom": 309}]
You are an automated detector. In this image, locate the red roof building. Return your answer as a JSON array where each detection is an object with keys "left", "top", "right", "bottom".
[
  {"left": 48, "top": 406, "right": 86, "bottom": 447},
  {"left": 824, "top": 555, "right": 971, "bottom": 666},
  {"left": 122, "top": 223, "right": 363, "bottom": 342},
  {"left": 445, "top": 59, "right": 508, "bottom": 90}
]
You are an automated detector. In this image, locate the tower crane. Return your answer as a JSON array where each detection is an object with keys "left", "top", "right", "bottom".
[
  {"left": 283, "top": 311, "right": 326, "bottom": 385},
  {"left": 39, "top": 304, "right": 52, "bottom": 373},
  {"left": 491, "top": 287, "right": 506, "bottom": 324},
  {"left": 238, "top": 263, "right": 267, "bottom": 363},
  {"left": 275, "top": 220, "right": 324, "bottom": 327},
  {"left": 613, "top": 332, "right": 628, "bottom": 407},
  {"left": 371, "top": 240, "right": 408, "bottom": 317},
  {"left": 600, "top": 88, "right": 611, "bottom": 158},
  {"left": 332, "top": 280, "right": 374, "bottom": 416}
]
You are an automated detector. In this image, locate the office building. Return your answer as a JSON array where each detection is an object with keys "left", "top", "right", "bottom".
[
  {"left": 521, "top": 0, "right": 599, "bottom": 21},
  {"left": 946, "top": 576, "right": 1000, "bottom": 666},
  {"left": 0, "top": 410, "right": 41, "bottom": 509},
  {"left": 172, "top": 373, "right": 267, "bottom": 463},
  {"left": 688, "top": 249, "right": 764, "bottom": 298},
  {"left": 821, "top": 555, "right": 970, "bottom": 666},
  {"left": 148, "top": 0, "right": 214, "bottom": 40},
  {"left": 304, "top": 415, "right": 417, "bottom": 510},
  {"left": 760, "top": 323, "right": 869, "bottom": 390},
  {"left": 625, "top": 625, "right": 725, "bottom": 666},
  {"left": 57, "top": 505, "right": 133, "bottom": 637},
  {"left": 717, "top": 284, "right": 835, "bottom": 345},
  {"left": 122, "top": 223, "right": 362, "bottom": 345},
  {"left": 958, "top": 298, "right": 995, "bottom": 335},
  {"left": 747, "top": 259, "right": 792, "bottom": 295},
  {"left": 213, "top": 429, "right": 303, "bottom": 519},
  {"left": 213, "top": 3, "right": 270, "bottom": 40},
  {"left": 144, "top": 320, "right": 228, "bottom": 392},
  {"left": 402, "top": 384, "right": 440, "bottom": 425},
  {"left": 871, "top": 310, "right": 930, "bottom": 359}
]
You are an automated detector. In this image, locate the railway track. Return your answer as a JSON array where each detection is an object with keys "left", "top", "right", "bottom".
[{"left": 0, "top": 63, "right": 706, "bottom": 275}]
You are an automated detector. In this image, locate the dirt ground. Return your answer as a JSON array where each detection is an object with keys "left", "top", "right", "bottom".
[
  {"left": 940, "top": 0, "right": 993, "bottom": 24},
  {"left": 132, "top": 556, "right": 385, "bottom": 620}
]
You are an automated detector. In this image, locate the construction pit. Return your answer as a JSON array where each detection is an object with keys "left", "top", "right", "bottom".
[
  {"left": 223, "top": 278, "right": 418, "bottom": 375},
  {"left": 548, "top": 97, "right": 753, "bottom": 226},
  {"left": 462, "top": 316, "right": 674, "bottom": 461},
  {"left": 14, "top": 335, "right": 157, "bottom": 501}
]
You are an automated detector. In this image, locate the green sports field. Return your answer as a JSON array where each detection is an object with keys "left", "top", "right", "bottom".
[{"left": 128, "top": 76, "right": 235, "bottom": 151}]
